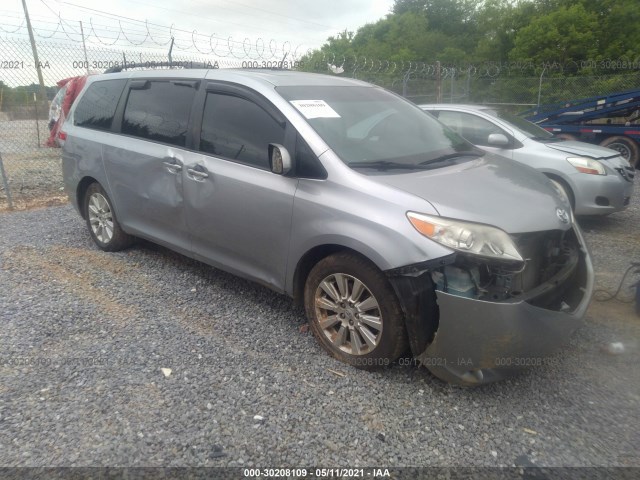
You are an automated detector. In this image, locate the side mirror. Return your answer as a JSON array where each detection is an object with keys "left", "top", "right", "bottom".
[
  {"left": 487, "top": 133, "right": 510, "bottom": 147},
  {"left": 269, "top": 143, "right": 292, "bottom": 175}
]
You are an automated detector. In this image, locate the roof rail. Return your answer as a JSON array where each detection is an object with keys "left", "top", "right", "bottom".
[{"left": 104, "top": 60, "right": 218, "bottom": 74}]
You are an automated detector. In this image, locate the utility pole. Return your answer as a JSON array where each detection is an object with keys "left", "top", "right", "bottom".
[
  {"left": 79, "top": 21, "right": 90, "bottom": 74},
  {"left": 21, "top": 0, "right": 48, "bottom": 107}
]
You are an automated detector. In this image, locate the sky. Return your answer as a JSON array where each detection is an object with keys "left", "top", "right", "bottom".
[{"left": 3, "top": 0, "right": 395, "bottom": 52}]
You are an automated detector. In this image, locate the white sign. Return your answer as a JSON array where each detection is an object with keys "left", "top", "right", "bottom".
[{"left": 290, "top": 100, "right": 341, "bottom": 119}]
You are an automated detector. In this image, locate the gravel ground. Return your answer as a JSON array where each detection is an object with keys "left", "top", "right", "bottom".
[{"left": 0, "top": 181, "right": 639, "bottom": 469}]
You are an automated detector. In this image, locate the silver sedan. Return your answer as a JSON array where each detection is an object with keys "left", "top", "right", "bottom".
[{"left": 421, "top": 104, "right": 635, "bottom": 215}]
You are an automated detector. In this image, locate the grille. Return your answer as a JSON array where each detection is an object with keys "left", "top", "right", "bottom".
[{"left": 616, "top": 166, "right": 635, "bottom": 182}]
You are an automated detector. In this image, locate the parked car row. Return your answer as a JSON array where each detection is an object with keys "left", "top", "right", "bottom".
[{"left": 61, "top": 68, "right": 632, "bottom": 385}]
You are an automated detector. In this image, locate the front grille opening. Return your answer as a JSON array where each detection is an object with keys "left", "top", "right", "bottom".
[
  {"left": 617, "top": 166, "right": 635, "bottom": 182},
  {"left": 432, "top": 228, "right": 583, "bottom": 310}
]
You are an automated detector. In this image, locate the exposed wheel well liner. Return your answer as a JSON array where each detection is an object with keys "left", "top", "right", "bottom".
[{"left": 77, "top": 176, "right": 99, "bottom": 219}]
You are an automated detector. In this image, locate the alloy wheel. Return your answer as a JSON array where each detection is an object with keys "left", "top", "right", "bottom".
[{"left": 314, "top": 273, "right": 383, "bottom": 355}]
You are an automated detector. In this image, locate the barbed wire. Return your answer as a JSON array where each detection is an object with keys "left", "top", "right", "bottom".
[
  {"left": 2, "top": 9, "right": 640, "bottom": 80},
  {"left": 306, "top": 52, "right": 640, "bottom": 78},
  {"left": 0, "top": 10, "right": 307, "bottom": 61}
]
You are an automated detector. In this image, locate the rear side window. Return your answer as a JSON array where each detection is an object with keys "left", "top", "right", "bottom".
[
  {"left": 200, "top": 93, "right": 285, "bottom": 169},
  {"left": 74, "top": 79, "right": 126, "bottom": 130},
  {"left": 122, "top": 81, "right": 196, "bottom": 147}
]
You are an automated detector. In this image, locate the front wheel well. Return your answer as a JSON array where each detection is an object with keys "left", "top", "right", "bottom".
[
  {"left": 292, "top": 245, "right": 377, "bottom": 308},
  {"left": 76, "top": 176, "right": 99, "bottom": 219},
  {"left": 543, "top": 173, "right": 575, "bottom": 211}
]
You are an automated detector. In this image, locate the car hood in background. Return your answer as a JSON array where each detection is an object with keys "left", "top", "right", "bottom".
[
  {"left": 374, "top": 155, "right": 571, "bottom": 234},
  {"left": 543, "top": 140, "right": 619, "bottom": 159}
]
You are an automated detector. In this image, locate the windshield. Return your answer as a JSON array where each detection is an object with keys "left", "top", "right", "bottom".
[
  {"left": 489, "top": 109, "right": 554, "bottom": 140},
  {"left": 277, "top": 85, "right": 482, "bottom": 169}
]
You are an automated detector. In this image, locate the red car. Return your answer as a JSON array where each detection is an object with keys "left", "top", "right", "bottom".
[{"left": 46, "top": 75, "right": 89, "bottom": 147}]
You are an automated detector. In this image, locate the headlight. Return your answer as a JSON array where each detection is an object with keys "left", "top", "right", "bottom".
[
  {"left": 566, "top": 157, "right": 606, "bottom": 175},
  {"left": 407, "top": 212, "right": 523, "bottom": 262}
]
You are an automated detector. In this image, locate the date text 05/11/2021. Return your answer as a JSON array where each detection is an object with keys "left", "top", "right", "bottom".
[{"left": 243, "top": 468, "right": 391, "bottom": 478}]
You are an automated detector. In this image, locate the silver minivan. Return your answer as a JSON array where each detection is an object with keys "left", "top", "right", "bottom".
[{"left": 61, "top": 69, "right": 594, "bottom": 385}]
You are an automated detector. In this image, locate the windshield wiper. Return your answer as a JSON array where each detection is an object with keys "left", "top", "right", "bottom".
[
  {"left": 348, "top": 160, "right": 432, "bottom": 170},
  {"left": 418, "top": 151, "right": 482, "bottom": 165}
]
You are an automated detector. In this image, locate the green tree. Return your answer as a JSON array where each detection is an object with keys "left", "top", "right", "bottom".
[{"left": 509, "top": 3, "right": 599, "bottom": 64}]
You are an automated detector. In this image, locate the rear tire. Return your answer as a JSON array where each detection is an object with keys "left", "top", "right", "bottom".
[
  {"left": 304, "top": 252, "right": 407, "bottom": 370},
  {"left": 84, "top": 183, "right": 134, "bottom": 252},
  {"left": 600, "top": 136, "right": 639, "bottom": 168}
]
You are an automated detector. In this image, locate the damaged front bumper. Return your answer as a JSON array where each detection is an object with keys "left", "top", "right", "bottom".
[{"left": 387, "top": 224, "right": 594, "bottom": 386}]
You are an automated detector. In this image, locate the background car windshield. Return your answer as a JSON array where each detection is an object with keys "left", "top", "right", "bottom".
[
  {"left": 490, "top": 110, "right": 554, "bottom": 139},
  {"left": 277, "top": 86, "right": 476, "bottom": 166}
]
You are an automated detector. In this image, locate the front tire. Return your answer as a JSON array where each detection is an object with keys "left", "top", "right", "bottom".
[
  {"left": 84, "top": 182, "right": 134, "bottom": 251},
  {"left": 304, "top": 252, "right": 407, "bottom": 370}
]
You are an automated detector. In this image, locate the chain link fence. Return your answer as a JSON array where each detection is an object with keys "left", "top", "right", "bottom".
[
  {"left": 0, "top": 37, "right": 245, "bottom": 210},
  {"left": 2, "top": 35, "right": 640, "bottom": 210},
  {"left": 342, "top": 67, "right": 640, "bottom": 111}
]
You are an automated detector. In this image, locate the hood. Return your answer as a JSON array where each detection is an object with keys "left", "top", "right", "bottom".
[
  {"left": 374, "top": 154, "right": 572, "bottom": 234},
  {"left": 544, "top": 140, "right": 619, "bottom": 159}
]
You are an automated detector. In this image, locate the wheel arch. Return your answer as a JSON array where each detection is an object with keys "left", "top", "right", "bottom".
[
  {"left": 292, "top": 244, "right": 379, "bottom": 308},
  {"left": 76, "top": 176, "right": 100, "bottom": 219},
  {"left": 541, "top": 172, "right": 576, "bottom": 210}
]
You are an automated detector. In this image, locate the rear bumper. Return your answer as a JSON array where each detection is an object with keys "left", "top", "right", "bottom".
[{"left": 388, "top": 226, "right": 594, "bottom": 386}]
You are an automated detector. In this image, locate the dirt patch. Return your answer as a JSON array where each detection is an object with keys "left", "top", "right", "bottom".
[
  {"left": 588, "top": 298, "right": 639, "bottom": 327},
  {"left": 0, "top": 193, "right": 68, "bottom": 213},
  {"left": 2, "top": 245, "right": 143, "bottom": 325}
]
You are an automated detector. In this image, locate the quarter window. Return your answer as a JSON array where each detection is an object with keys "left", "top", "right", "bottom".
[
  {"left": 122, "top": 81, "right": 196, "bottom": 147},
  {"left": 295, "top": 135, "right": 326, "bottom": 179},
  {"left": 74, "top": 79, "right": 126, "bottom": 130},
  {"left": 200, "top": 93, "right": 285, "bottom": 169}
]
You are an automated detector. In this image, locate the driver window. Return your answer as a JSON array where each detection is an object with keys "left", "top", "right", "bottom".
[
  {"left": 200, "top": 92, "right": 285, "bottom": 169},
  {"left": 437, "top": 111, "right": 507, "bottom": 147}
]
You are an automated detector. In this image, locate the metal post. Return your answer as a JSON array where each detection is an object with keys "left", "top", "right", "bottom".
[
  {"left": 33, "top": 92, "right": 41, "bottom": 147},
  {"left": 450, "top": 68, "right": 455, "bottom": 103},
  {"left": 21, "top": 0, "right": 48, "bottom": 104},
  {"left": 435, "top": 61, "right": 442, "bottom": 103},
  {"left": 0, "top": 152, "right": 14, "bottom": 210},
  {"left": 168, "top": 37, "right": 175, "bottom": 65},
  {"left": 536, "top": 67, "right": 547, "bottom": 113},
  {"left": 402, "top": 68, "right": 412, "bottom": 98},
  {"left": 79, "top": 21, "right": 89, "bottom": 74}
]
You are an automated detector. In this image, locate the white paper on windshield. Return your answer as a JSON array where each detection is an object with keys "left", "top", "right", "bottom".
[{"left": 290, "top": 100, "right": 341, "bottom": 119}]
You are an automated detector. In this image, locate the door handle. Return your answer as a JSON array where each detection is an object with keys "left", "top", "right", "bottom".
[
  {"left": 163, "top": 157, "right": 183, "bottom": 173},
  {"left": 187, "top": 167, "right": 209, "bottom": 179}
]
